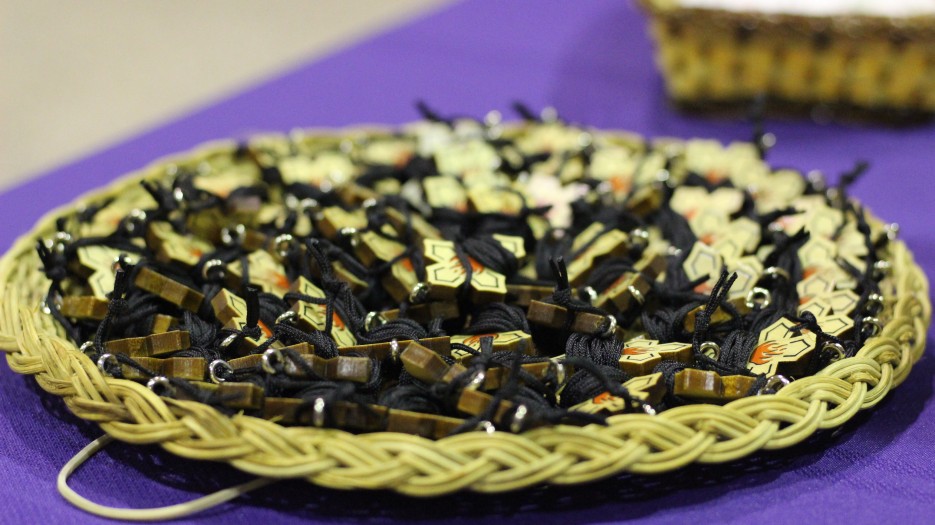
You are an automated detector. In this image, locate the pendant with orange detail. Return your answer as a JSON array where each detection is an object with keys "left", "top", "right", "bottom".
[
  {"left": 225, "top": 250, "right": 291, "bottom": 296},
  {"left": 422, "top": 236, "right": 525, "bottom": 303},
  {"left": 211, "top": 288, "right": 277, "bottom": 354},
  {"left": 748, "top": 314, "right": 854, "bottom": 376},
  {"left": 569, "top": 373, "right": 666, "bottom": 415},
  {"left": 593, "top": 248, "right": 666, "bottom": 314},
  {"left": 565, "top": 224, "right": 630, "bottom": 286},
  {"left": 382, "top": 255, "right": 420, "bottom": 303},
  {"left": 618, "top": 339, "right": 693, "bottom": 376},
  {"left": 747, "top": 336, "right": 816, "bottom": 377},
  {"left": 73, "top": 245, "right": 141, "bottom": 299},
  {"left": 449, "top": 331, "right": 534, "bottom": 362},
  {"left": 146, "top": 221, "right": 213, "bottom": 267},
  {"left": 286, "top": 277, "right": 357, "bottom": 347}
]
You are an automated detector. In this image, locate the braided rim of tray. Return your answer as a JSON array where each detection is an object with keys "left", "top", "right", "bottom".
[{"left": 0, "top": 126, "right": 929, "bottom": 495}]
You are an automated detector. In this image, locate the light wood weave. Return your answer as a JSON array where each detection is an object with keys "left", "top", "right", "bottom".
[
  {"left": 0, "top": 138, "right": 929, "bottom": 495},
  {"left": 641, "top": 0, "right": 935, "bottom": 114}
]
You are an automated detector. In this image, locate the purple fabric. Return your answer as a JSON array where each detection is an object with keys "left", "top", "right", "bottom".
[{"left": 1, "top": 1, "right": 933, "bottom": 523}]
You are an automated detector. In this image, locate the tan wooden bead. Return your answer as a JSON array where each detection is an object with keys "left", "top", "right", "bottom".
[
  {"left": 401, "top": 341, "right": 457, "bottom": 384},
  {"left": 134, "top": 267, "right": 205, "bottom": 312},
  {"left": 60, "top": 296, "right": 109, "bottom": 321},
  {"left": 527, "top": 300, "right": 621, "bottom": 338},
  {"left": 673, "top": 369, "right": 756, "bottom": 402},
  {"left": 105, "top": 330, "right": 191, "bottom": 358},
  {"left": 386, "top": 409, "right": 463, "bottom": 439}
]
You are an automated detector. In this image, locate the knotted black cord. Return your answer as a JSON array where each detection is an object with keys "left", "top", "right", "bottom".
[
  {"left": 452, "top": 243, "right": 476, "bottom": 312},
  {"left": 36, "top": 241, "right": 81, "bottom": 342},
  {"left": 749, "top": 228, "right": 809, "bottom": 337},
  {"left": 512, "top": 101, "right": 542, "bottom": 122},
  {"left": 792, "top": 311, "right": 858, "bottom": 370},
  {"left": 450, "top": 350, "right": 529, "bottom": 434},
  {"left": 461, "top": 235, "right": 520, "bottom": 276},
  {"left": 750, "top": 94, "right": 770, "bottom": 160},
  {"left": 547, "top": 257, "right": 612, "bottom": 332},
  {"left": 464, "top": 303, "right": 530, "bottom": 334},
  {"left": 690, "top": 270, "right": 738, "bottom": 364},
  {"left": 415, "top": 100, "right": 455, "bottom": 126},
  {"left": 355, "top": 318, "right": 427, "bottom": 345},
  {"left": 76, "top": 197, "right": 115, "bottom": 224},
  {"left": 93, "top": 267, "right": 133, "bottom": 354},
  {"left": 560, "top": 355, "right": 634, "bottom": 410}
]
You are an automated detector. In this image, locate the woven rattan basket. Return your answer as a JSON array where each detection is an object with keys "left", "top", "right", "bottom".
[
  {"left": 639, "top": 0, "right": 935, "bottom": 118},
  {"left": 0, "top": 123, "right": 930, "bottom": 497}
]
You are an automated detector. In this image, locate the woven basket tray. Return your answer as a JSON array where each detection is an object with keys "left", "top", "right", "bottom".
[
  {"left": 639, "top": 0, "right": 935, "bottom": 118},
  {"left": 0, "top": 123, "right": 930, "bottom": 496}
]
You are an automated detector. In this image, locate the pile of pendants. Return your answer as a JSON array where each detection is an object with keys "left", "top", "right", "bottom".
[{"left": 36, "top": 107, "right": 897, "bottom": 439}]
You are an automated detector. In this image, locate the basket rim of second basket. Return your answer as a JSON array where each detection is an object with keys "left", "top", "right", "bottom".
[{"left": 638, "top": 0, "right": 935, "bottom": 38}]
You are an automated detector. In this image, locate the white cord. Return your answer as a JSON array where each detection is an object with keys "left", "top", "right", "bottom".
[{"left": 57, "top": 435, "right": 277, "bottom": 521}]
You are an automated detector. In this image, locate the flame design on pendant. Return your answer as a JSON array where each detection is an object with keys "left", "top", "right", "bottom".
[
  {"left": 462, "top": 333, "right": 499, "bottom": 346},
  {"left": 750, "top": 341, "right": 786, "bottom": 365}
]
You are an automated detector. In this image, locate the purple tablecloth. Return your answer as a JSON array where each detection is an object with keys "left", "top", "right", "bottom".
[{"left": 2, "top": 1, "right": 933, "bottom": 523}]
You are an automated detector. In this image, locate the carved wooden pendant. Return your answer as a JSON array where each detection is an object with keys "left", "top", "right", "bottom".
[
  {"left": 748, "top": 314, "right": 854, "bottom": 376},
  {"left": 147, "top": 221, "right": 213, "bottom": 267},
  {"left": 287, "top": 277, "right": 357, "bottom": 347},
  {"left": 336, "top": 336, "right": 451, "bottom": 361},
  {"left": 400, "top": 341, "right": 468, "bottom": 384},
  {"left": 104, "top": 330, "right": 191, "bottom": 358},
  {"left": 120, "top": 356, "right": 205, "bottom": 381},
  {"left": 354, "top": 229, "right": 407, "bottom": 267},
  {"left": 386, "top": 409, "right": 464, "bottom": 440},
  {"left": 75, "top": 246, "right": 139, "bottom": 299},
  {"left": 594, "top": 249, "right": 665, "bottom": 313},
  {"left": 683, "top": 241, "right": 724, "bottom": 293},
  {"left": 422, "top": 175, "right": 467, "bottom": 211},
  {"left": 673, "top": 369, "right": 756, "bottom": 402},
  {"left": 263, "top": 397, "right": 389, "bottom": 432},
  {"left": 281, "top": 354, "right": 373, "bottom": 383},
  {"left": 480, "top": 360, "right": 561, "bottom": 391},
  {"left": 384, "top": 207, "right": 441, "bottom": 242},
  {"left": 456, "top": 388, "right": 515, "bottom": 423},
  {"left": 569, "top": 372, "right": 666, "bottom": 414},
  {"left": 196, "top": 381, "right": 265, "bottom": 410},
  {"left": 449, "top": 331, "right": 534, "bottom": 362},
  {"left": 618, "top": 339, "right": 693, "bottom": 376},
  {"left": 566, "top": 228, "right": 630, "bottom": 286},
  {"left": 134, "top": 267, "right": 205, "bottom": 312},
  {"left": 526, "top": 300, "right": 621, "bottom": 338},
  {"left": 798, "top": 290, "right": 861, "bottom": 318},
  {"left": 225, "top": 250, "right": 291, "bottom": 296},
  {"left": 316, "top": 206, "right": 367, "bottom": 240},
  {"left": 381, "top": 256, "right": 420, "bottom": 303},
  {"left": 60, "top": 296, "right": 109, "bottom": 321},
  {"left": 150, "top": 314, "right": 179, "bottom": 334},
  {"left": 211, "top": 288, "right": 273, "bottom": 352},
  {"left": 422, "top": 238, "right": 511, "bottom": 303}
]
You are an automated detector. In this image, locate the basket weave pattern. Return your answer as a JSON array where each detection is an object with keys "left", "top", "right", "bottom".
[
  {"left": 0, "top": 140, "right": 929, "bottom": 495},
  {"left": 641, "top": 0, "right": 935, "bottom": 113}
]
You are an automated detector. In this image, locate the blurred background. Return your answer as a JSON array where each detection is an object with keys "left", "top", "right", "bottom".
[{"left": 0, "top": 0, "right": 451, "bottom": 191}]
